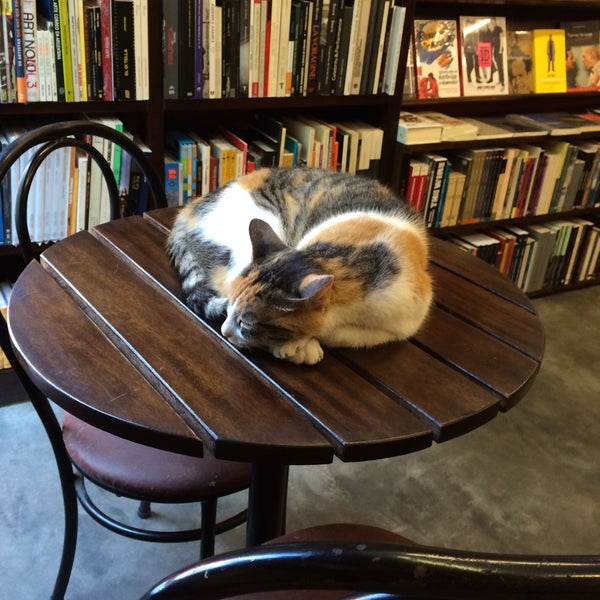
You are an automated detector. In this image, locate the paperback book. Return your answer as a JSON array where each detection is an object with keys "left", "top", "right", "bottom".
[
  {"left": 413, "top": 19, "right": 461, "bottom": 99},
  {"left": 561, "top": 20, "right": 600, "bottom": 92},
  {"left": 397, "top": 111, "right": 443, "bottom": 145},
  {"left": 459, "top": 16, "right": 509, "bottom": 96},
  {"left": 531, "top": 29, "right": 567, "bottom": 94},
  {"left": 506, "top": 23, "right": 533, "bottom": 94}
]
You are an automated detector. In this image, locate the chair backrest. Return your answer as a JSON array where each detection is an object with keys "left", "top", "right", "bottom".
[
  {"left": 0, "top": 119, "right": 167, "bottom": 264},
  {"left": 140, "top": 539, "right": 600, "bottom": 600}
]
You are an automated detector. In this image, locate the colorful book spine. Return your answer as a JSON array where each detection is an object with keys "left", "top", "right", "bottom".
[
  {"left": 11, "top": 0, "right": 26, "bottom": 102},
  {"left": 58, "top": 0, "right": 73, "bottom": 100}
]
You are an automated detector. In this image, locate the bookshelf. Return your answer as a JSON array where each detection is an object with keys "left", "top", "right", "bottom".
[
  {"left": 0, "top": 1, "right": 412, "bottom": 282},
  {"left": 397, "top": 0, "right": 600, "bottom": 296},
  {"left": 1, "top": 0, "right": 599, "bottom": 299}
]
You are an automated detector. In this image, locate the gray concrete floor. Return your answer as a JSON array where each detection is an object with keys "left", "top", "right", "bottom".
[{"left": 1, "top": 286, "right": 599, "bottom": 599}]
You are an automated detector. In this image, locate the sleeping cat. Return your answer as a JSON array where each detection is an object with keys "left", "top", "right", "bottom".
[{"left": 168, "top": 167, "right": 433, "bottom": 365}]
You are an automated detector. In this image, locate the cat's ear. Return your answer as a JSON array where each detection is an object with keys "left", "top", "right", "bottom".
[
  {"left": 249, "top": 219, "right": 287, "bottom": 260},
  {"left": 298, "top": 274, "right": 334, "bottom": 310}
]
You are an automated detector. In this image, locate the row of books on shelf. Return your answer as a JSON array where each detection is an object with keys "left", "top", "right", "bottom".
[
  {"left": 397, "top": 110, "right": 600, "bottom": 145},
  {"left": 163, "top": 0, "right": 406, "bottom": 100},
  {"left": 0, "top": 280, "right": 13, "bottom": 369},
  {"left": 0, "top": 116, "right": 150, "bottom": 246},
  {"left": 0, "top": 0, "right": 149, "bottom": 104},
  {"left": 400, "top": 133, "right": 600, "bottom": 230},
  {"left": 164, "top": 116, "right": 383, "bottom": 206},
  {"left": 404, "top": 16, "right": 600, "bottom": 100},
  {"left": 445, "top": 217, "right": 600, "bottom": 294}
]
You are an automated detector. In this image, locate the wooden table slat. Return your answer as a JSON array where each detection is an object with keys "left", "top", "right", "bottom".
[
  {"left": 336, "top": 342, "right": 501, "bottom": 443},
  {"left": 8, "top": 261, "right": 204, "bottom": 456},
  {"left": 40, "top": 233, "right": 333, "bottom": 464},
  {"left": 430, "top": 265, "right": 545, "bottom": 361},
  {"left": 414, "top": 305, "right": 541, "bottom": 410}
]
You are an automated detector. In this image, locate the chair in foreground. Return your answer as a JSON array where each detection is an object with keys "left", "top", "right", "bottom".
[
  {"left": 0, "top": 120, "right": 251, "bottom": 600},
  {"left": 140, "top": 523, "right": 600, "bottom": 600}
]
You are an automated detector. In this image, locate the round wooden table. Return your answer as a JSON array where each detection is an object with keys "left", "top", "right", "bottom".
[{"left": 8, "top": 207, "right": 544, "bottom": 545}]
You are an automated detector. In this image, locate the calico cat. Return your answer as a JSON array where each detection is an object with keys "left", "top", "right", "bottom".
[{"left": 168, "top": 167, "right": 433, "bottom": 364}]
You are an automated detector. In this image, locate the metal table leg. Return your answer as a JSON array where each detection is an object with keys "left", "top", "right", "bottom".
[{"left": 245, "top": 464, "right": 289, "bottom": 547}]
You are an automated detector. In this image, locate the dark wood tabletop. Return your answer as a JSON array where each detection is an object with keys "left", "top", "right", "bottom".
[{"left": 8, "top": 207, "right": 544, "bottom": 545}]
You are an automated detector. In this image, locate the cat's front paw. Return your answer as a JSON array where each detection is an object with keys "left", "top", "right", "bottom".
[
  {"left": 205, "top": 297, "right": 228, "bottom": 319},
  {"left": 272, "top": 338, "right": 324, "bottom": 365}
]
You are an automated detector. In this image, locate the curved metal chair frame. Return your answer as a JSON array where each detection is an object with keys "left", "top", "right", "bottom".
[
  {"left": 140, "top": 539, "right": 600, "bottom": 600},
  {"left": 0, "top": 120, "right": 247, "bottom": 599}
]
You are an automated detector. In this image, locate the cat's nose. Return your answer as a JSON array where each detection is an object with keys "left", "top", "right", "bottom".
[{"left": 221, "top": 317, "right": 234, "bottom": 339}]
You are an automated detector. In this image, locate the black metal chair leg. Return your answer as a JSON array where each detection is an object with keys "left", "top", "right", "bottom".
[
  {"left": 138, "top": 500, "right": 152, "bottom": 519},
  {"left": 1, "top": 316, "right": 78, "bottom": 600},
  {"left": 200, "top": 498, "right": 217, "bottom": 559},
  {"left": 33, "top": 396, "right": 78, "bottom": 600}
]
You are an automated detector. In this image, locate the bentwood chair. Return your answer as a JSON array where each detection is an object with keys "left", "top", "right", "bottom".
[
  {"left": 0, "top": 120, "right": 251, "bottom": 600},
  {"left": 140, "top": 523, "right": 600, "bottom": 600}
]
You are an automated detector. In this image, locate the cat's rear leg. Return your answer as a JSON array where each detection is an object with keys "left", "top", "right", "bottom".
[{"left": 272, "top": 338, "right": 324, "bottom": 365}]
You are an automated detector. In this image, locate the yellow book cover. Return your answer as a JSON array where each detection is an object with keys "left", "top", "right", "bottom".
[{"left": 531, "top": 29, "right": 567, "bottom": 93}]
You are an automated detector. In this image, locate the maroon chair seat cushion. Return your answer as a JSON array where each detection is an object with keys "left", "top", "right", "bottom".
[{"left": 62, "top": 412, "right": 251, "bottom": 503}]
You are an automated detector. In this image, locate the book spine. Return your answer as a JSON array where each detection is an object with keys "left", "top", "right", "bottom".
[
  {"left": 178, "top": 0, "right": 194, "bottom": 98},
  {"left": 21, "top": 0, "right": 38, "bottom": 101},
  {"left": 57, "top": 0, "right": 73, "bottom": 101},
  {"left": 163, "top": 0, "right": 178, "bottom": 98},
  {"left": 112, "top": 0, "right": 136, "bottom": 100},
  {"left": 305, "top": 0, "right": 320, "bottom": 95},
  {"left": 12, "top": 0, "right": 26, "bottom": 101},
  {"left": 99, "top": 0, "right": 113, "bottom": 100},
  {"left": 321, "top": 0, "right": 341, "bottom": 95}
]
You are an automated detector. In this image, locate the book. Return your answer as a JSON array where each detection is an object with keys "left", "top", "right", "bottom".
[
  {"left": 98, "top": 0, "right": 113, "bottom": 100},
  {"left": 505, "top": 112, "right": 584, "bottom": 136},
  {"left": 459, "top": 117, "right": 514, "bottom": 140},
  {"left": 531, "top": 28, "right": 567, "bottom": 94},
  {"left": 561, "top": 20, "right": 600, "bottom": 92},
  {"left": 459, "top": 16, "right": 509, "bottom": 96},
  {"left": 397, "top": 111, "right": 443, "bottom": 145},
  {"left": 380, "top": 4, "right": 405, "bottom": 95},
  {"left": 21, "top": 0, "right": 38, "bottom": 102},
  {"left": 67, "top": 0, "right": 83, "bottom": 101},
  {"left": 112, "top": 0, "right": 136, "bottom": 100},
  {"left": 401, "top": 33, "right": 416, "bottom": 99},
  {"left": 163, "top": 154, "right": 182, "bottom": 207},
  {"left": 523, "top": 223, "right": 559, "bottom": 292},
  {"left": 413, "top": 18, "right": 461, "bottom": 99},
  {"left": 506, "top": 23, "right": 533, "bottom": 94},
  {"left": 12, "top": 0, "right": 26, "bottom": 102},
  {"left": 474, "top": 115, "right": 548, "bottom": 138},
  {"left": 344, "top": 0, "right": 373, "bottom": 95},
  {"left": 416, "top": 111, "right": 478, "bottom": 141},
  {"left": 166, "top": 130, "right": 195, "bottom": 204},
  {"left": 177, "top": 0, "right": 195, "bottom": 99},
  {"left": 282, "top": 115, "right": 315, "bottom": 167},
  {"left": 577, "top": 112, "right": 600, "bottom": 132}
]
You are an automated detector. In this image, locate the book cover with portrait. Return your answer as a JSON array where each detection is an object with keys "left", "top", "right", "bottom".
[
  {"left": 458, "top": 16, "right": 509, "bottom": 96},
  {"left": 507, "top": 23, "right": 534, "bottom": 94},
  {"left": 561, "top": 20, "right": 600, "bottom": 92},
  {"left": 413, "top": 19, "right": 461, "bottom": 99}
]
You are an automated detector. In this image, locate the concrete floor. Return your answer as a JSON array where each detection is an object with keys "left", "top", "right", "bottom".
[{"left": 1, "top": 285, "right": 599, "bottom": 599}]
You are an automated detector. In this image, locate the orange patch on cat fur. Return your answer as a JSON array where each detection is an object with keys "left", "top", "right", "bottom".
[{"left": 237, "top": 168, "right": 271, "bottom": 191}]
